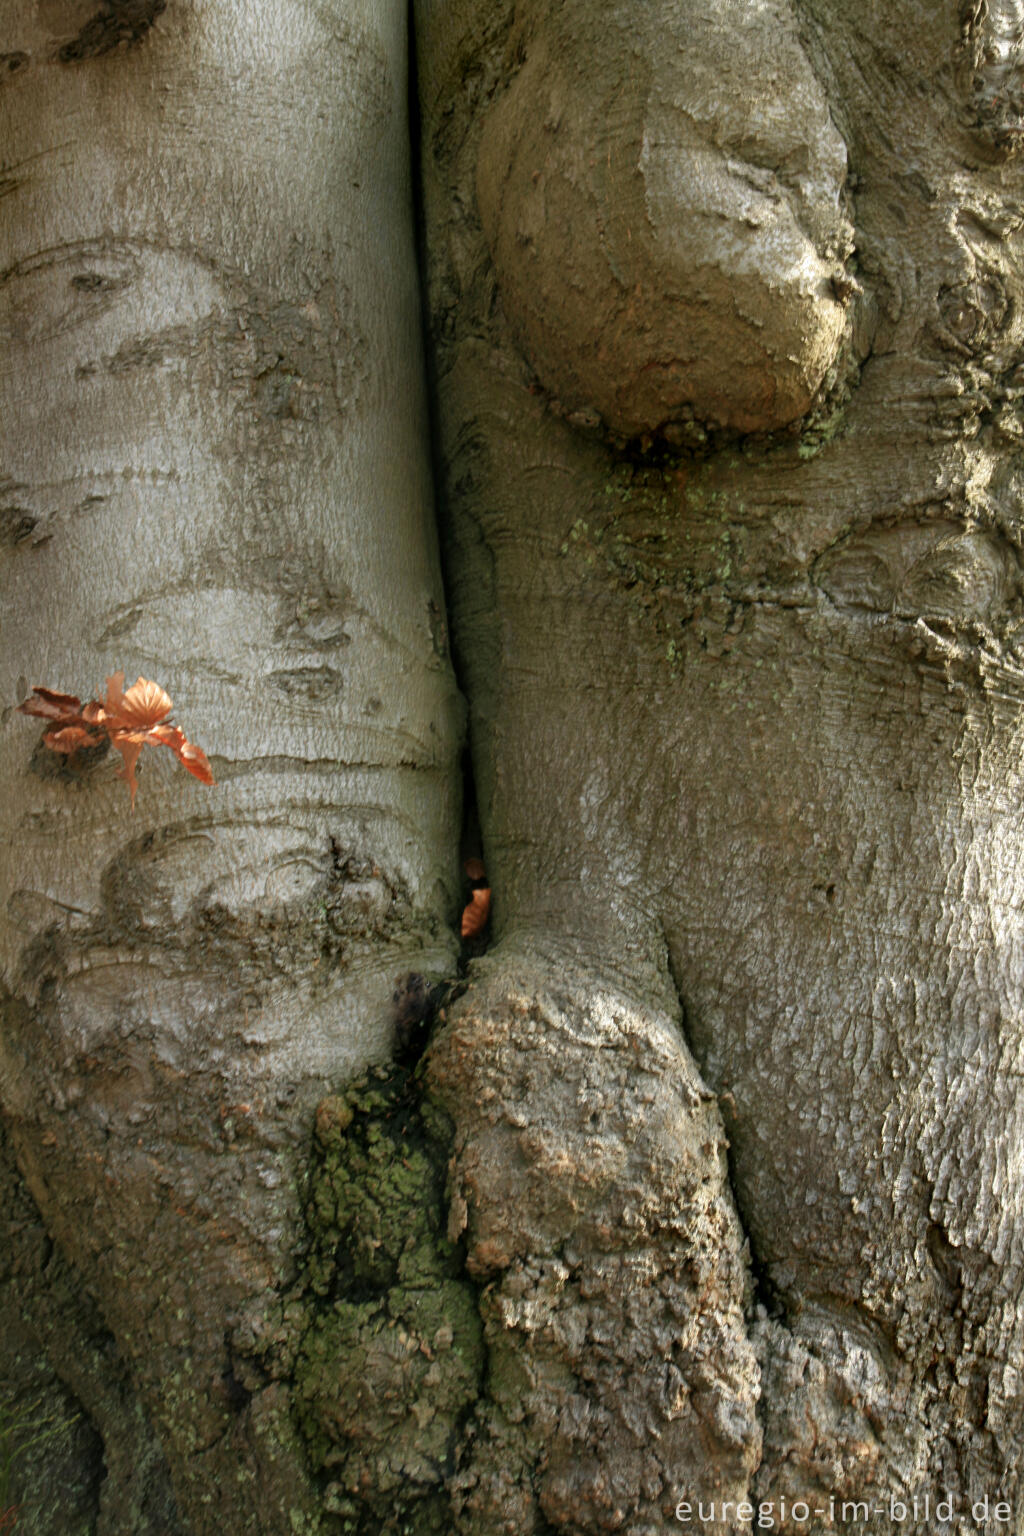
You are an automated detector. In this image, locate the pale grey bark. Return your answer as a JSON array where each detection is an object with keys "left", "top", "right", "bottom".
[{"left": 0, "top": 2, "right": 459, "bottom": 1530}]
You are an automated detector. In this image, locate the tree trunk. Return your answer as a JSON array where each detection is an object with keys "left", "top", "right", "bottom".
[
  {"left": 3, "top": 0, "right": 1024, "bottom": 1532},
  {"left": 0, "top": 3, "right": 460, "bottom": 1530},
  {"left": 415, "top": 0, "right": 1024, "bottom": 1530}
]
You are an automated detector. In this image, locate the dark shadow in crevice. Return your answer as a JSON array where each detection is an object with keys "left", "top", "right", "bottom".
[
  {"left": 56, "top": 0, "right": 167, "bottom": 64},
  {"left": 407, "top": 0, "right": 495, "bottom": 955},
  {"left": 663, "top": 947, "right": 788, "bottom": 1326}
]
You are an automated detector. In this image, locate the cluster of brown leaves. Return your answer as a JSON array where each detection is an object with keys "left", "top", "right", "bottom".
[{"left": 18, "top": 672, "right": 214, "bottom": 807}]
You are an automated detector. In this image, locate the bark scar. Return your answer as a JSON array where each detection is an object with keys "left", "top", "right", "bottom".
[{"left": 55, "top": 0, "right": 167, "bottom": 64}]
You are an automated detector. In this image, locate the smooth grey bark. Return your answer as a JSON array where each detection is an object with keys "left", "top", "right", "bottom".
[
  {"left": 2, "top": 1, "right": 1024, "bottom": 1534},
  {"left": 0, "top": 2, "right": 460, "bottom": 1531}
]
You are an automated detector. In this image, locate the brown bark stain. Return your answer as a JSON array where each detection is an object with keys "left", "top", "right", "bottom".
[{"left": 55, "top": 0, "right": 167, "bottom": 63}]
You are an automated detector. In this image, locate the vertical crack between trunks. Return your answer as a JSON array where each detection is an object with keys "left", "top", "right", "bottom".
[{"left": 407, "top": 0, "right": 482, "bottom": 944}]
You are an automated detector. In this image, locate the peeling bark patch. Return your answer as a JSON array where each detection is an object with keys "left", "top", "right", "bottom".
[
  {"left": 56, "top": 0, "right": 166, "bottom": 62},
  {"left": 96, "top": 294, "right": 361, "bottom": 427},
  {"left": 101, "top": 321, "right": 202, "bottom": 373},
  {"left": 1, "top": 243, "right": 364, "bottom": 438}
]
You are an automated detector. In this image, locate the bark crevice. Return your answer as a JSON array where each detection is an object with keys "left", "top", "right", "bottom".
[{"left": 56, "top": 1, "right": 167, "bottom": 64}]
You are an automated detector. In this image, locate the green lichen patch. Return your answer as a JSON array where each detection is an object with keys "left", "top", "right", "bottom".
[{"left": 291, "top": 1064, "right": 483, "bottom": 1535}]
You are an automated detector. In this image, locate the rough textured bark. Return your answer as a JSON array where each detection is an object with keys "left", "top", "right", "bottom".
[
  {"left": 4, "top": 0, "right": 1024, "bottom": 1533},
  {"left": 416, "top": 0, "right": 1024, "bottom": 1529}
]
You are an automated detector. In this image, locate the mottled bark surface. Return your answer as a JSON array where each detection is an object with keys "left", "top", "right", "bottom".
[
  {"left": 417, "top": 0, "right": 1024, "bottom": 1529},
  {"left": 3, "top": 0, "right": 1024, "bottom": 1532}
]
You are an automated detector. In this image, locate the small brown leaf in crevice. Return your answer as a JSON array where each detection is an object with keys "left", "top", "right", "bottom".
[
  {"left": 461, "top": 886, "right": 491, "bottom": 939},
  {"left": 461, "top": 856, "right": 491, "bottom": 939},
  {"left": 18, "top": 672, "right": 213, "bottom": 807}
]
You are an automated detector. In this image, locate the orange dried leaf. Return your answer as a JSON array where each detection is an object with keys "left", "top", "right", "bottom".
[
  {"left": 18, "top": 686, "right": 83, "bottom": 722},
  {"left": 19, "top": 672, "right": 214, "bottom": 805},
  {"left": 109, "top": 736, "right": 146, "bottom": 807},
  {"left": 44, "top": 724, "right": 102, "bottom": 754},
  {"left": 150, "top": 723, "right": 215, "bottom": 785},
  {"left": 104, "top": 674, "right": 172, "bottom": 731},
  {"left": 177, "top": 743, "right": 215, "bottom": 784},
  {"left": 460, "top": 887, "right": 491, "bottom": 939},
  {"left": 100, "top": 670, "right": 125, "bottom": 715}
]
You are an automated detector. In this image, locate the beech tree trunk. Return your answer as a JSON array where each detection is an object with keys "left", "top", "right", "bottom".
[
  {"left": 3, "top": 2, "right": 1024, "bottom": 1534},
  {"left": 0, "top": 3, "right": 460, "bottom": 1531}
]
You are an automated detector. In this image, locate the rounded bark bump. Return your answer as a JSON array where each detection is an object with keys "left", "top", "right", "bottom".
[
  {"left": 475, "top": 0, "right": 854, "bottom": 439},
  {"left": 425, "top": 954, "right": 761, "bottom": 1534}
]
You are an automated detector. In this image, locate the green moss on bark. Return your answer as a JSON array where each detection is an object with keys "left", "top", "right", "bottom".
[{"left": 290, "top": 1064, "right": 483, "bottom": 1535}]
